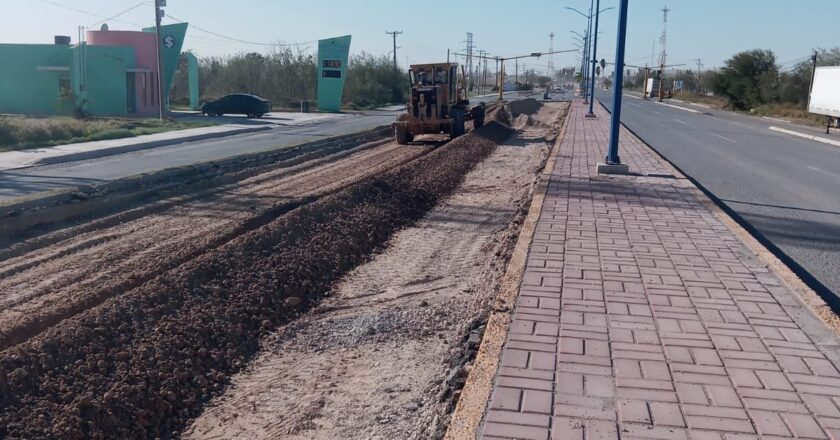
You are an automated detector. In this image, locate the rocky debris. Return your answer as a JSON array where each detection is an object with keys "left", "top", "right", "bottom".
[{"left": 0, "top": 122, "right": 513, "bottom": 439}]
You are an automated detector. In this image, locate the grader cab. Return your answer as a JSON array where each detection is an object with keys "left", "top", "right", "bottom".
[{"left": 393, "top": 62, "right": 486, "bottom": 144}]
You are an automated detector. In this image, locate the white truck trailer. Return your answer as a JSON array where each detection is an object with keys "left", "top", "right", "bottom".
[{"left": 808, "top": 66, "right": 840, "bottom": 133}]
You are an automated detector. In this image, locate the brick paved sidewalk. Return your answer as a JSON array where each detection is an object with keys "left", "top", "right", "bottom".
[{"left": 480, "top": 100, "right": 840, "bottom": 439}]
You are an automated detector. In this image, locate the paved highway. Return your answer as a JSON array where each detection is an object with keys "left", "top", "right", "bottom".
[
  {"left": 596, "top": 89, "right": 840, "bottom": 300},
  {"left": 0, "top": 110, "right": 398, "bottom": 200}
]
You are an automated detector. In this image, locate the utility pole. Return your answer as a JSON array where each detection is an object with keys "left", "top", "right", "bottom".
[
  {"left": 386, "top": 30, "right": 403, "bottom": 69},
  {"left": 495, "top": 57, "right": 499, "bottom": 92},
  {"left": 694, "top": 58, "right": 703, "bottom": 93},
  {"left": 154, "top": 0, "right": 165, "bottom": 120},
  {"left": 465, "top": 32, "right": 474, "bottom": 94},
  {"left": 515, "top": 58, "right": 519, "bottom": 85},
  {"left": 548, "top": 32, "right": 555, "bottom": 78}
]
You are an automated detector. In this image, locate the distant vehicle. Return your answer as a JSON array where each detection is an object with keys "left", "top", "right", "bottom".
[
  {"left": 202, "top": 94, "right": 271, "bottom": 118},
  {"left": 809, "top": 66, "right": 840, "bottom": 133},
  {"left": 554, "top": 86, "right": 562, "bottom": 92}
]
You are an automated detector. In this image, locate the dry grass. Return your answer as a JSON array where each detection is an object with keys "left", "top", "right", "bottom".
[
  {"left": 750, "top": 103, "right": 831, "bottom": 127},
  {"left": 0, "top": 117, "right": 211, "bottom": 152},
  {"left": 673, "top": 92, "right": 728, "bottom": 109}
]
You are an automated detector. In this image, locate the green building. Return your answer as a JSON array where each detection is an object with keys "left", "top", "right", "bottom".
[{"left": 0, "top": 23, "right": 189, "bottom": 117}]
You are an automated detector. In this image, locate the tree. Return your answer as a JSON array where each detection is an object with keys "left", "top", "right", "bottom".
[{"left": 710, "top": 49, "right": 778, "bottom": 110}]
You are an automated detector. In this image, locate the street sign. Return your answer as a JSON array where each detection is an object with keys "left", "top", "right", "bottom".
[{"left": 163, "top": 35, "right": 175, "bottom": 49}]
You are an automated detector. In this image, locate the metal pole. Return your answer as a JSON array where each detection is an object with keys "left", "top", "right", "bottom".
[
  {"left": 584, "top": 0, "right": 593, "bottom": 103},
  {"left": 499, "top": 59, "right": 505, "bottom": 101},
  {"left": 587, "top": 0, "right": 601, "bottom": 117},
  {"left": 605, "top": 0, "right": 629, "bottom": 166},
  {"left": 154, "top": 0, "right": 164, "bottom": 120},
  {"left": 658, "top": 63, "right": 664, "bottom": 102}
]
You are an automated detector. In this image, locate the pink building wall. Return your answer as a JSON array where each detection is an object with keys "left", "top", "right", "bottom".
[{"left": 86, "top": 30, "right": 159, "bottom": 116}]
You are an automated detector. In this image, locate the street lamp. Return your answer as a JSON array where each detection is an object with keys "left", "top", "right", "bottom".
[{"left": 598, "top": 0, "right": 630, "bottom": 175}]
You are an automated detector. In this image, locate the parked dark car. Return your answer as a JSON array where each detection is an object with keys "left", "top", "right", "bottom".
[{"left": 201, "top": 94, "right": 271, "bottom": 118}]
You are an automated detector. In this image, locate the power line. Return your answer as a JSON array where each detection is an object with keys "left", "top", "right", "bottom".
[
  {"left": 166, "top": 14, "right": 317, "bottom": 48},
  {"left": 37, "top": 0, "right": 144, "bottom": 27},
  {"left": 89, "top": 2, "right": 146, "bottom": 28}
]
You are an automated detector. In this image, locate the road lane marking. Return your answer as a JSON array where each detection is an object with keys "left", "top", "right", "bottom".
[
  {"left": 655, "top": 101, "right": 701, "bottom": 113},
  {"left": 623, "top": 94, "right": 642, "bottom": 100},
  {"left": 763, "top": 116, "right": 792, "bottom": 123},
  {"left": 769, "top": 126, "right": 840, "bottom": 148},
  {"left": 674, "top": 119, "right": 687, "bottom": 124},
  {"left": 711, "top": 133, "right": 736, "bottom": 143}
]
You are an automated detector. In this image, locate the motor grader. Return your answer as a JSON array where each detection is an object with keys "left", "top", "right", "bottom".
[{"left": 393, "top": 63, "right": 485, "bottom": 144}]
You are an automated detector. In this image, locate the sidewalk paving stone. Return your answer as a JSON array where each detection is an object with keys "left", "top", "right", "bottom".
[{"left": 479, "top": 100, "right": 840, "bottom": 440}]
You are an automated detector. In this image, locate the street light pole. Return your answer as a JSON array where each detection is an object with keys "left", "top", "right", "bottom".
[
  {"left": 586, "top": 0, "right": 601, "bottom": 117},
  {"left": 154, "top": 0, "right": 165, "bottom": 120},
  {"left": 599, "top": 0, "right": 630, "bottom": 174},
  {"left": 584, "top": 0, "right": 593, "bottom": 104}
]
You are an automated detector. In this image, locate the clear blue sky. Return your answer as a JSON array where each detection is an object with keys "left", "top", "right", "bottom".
[{"left": 4, "top": 0, "right": 838, "bottom": 74}]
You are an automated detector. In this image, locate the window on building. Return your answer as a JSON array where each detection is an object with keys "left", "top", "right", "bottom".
[
  {"left": 58, "top": 78, "right": 72, "bottom": 98},
  {"left": 142, "top": 73, "right": 148, "bottom": 107},
  {"left": 151, "top": 74, "right": 157, "bottom": 107}
]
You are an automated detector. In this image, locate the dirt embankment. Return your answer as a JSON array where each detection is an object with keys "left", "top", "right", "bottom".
[
  {"left": 0, "top": 122, "right": 512, "bottom": 439},
  {"left": 0, "top": 137, "right": 429, "bottom": 351},
  {"left": 183, "top": 100, "right": 569, "bottom": 440}
]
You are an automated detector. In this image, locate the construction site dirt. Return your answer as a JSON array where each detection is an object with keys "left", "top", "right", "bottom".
[{"left": 0, "top": 99, "right": 568, "bottom": 439}]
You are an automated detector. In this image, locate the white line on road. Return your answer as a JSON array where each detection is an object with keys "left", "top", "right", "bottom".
[
  {"left": 674, "top": 119, "right": 687, "bottom": 125},
  {"left": 655, "top": 101, "right": 701, "bottom": 113},
  {"left": 623, "top": 94, "right": 642, "bottom": 100},
  {"left": 763, "top": 116, "right": 792, "bottom": 123},
  {"left": 769, "top": 126, "right": 840, "bottom": 148},
  {"left": 711, "top": 133, "right": 736, "bottom": 143},
  {"left": 806, "top": 165, "right": 840, "bottom": 180}
]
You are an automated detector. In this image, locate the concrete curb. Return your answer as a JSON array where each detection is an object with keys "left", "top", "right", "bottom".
[
  {"left": 24, "top": 125, "right": 273, "bottom": 169},
  {"left": 444, "top": 104, "right": 571, "bottom": 440},
  {"left": 769, "top": 125, "right": 840, "bottom": 148}
]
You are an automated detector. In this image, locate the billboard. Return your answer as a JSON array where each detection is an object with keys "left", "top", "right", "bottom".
[
  {"left": 809, "top": 66, "right": 840, "bottom": 118},
  {"left": 317, "top": 35, "right": 352, "bottom": 112}
]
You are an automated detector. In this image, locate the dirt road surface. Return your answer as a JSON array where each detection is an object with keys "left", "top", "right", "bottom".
[{"left": 184, "top": 102, "right": 569, "bottom": 440}]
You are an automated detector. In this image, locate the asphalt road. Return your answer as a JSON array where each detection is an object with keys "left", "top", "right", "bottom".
[
  {"left": 596, "top": 89, "right": 840, "bottom": 301},
  {"left": 0, "top": 111, "right": 398, "bottom": 200}
]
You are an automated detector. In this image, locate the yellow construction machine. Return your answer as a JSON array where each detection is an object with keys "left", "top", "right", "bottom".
[{"left": 393, "top": 63, "right": 486, "bottom": 144}]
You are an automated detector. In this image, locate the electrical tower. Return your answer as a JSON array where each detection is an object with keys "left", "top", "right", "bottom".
[
  {"left": 547, "top": 32, "right": 555, "bottom": 78},
  {"left": 658, "top": 5, "right": 670, "bottom": 67},
  {"left": 465, "top": 32, "right": 474, "bottom": 92},
  {"left": 386, "top": 30, "right": 403, "bottom": 69}
]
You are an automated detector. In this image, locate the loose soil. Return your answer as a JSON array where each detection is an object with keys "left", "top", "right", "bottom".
[
  {"left": 183, "top": 101, "right": 569, "bottom": 440},
  {"left": 0, "top": 117, "right": 512, "bottom": 439},
  {"left": 0, "top": 137, "right": 430, "bottom": 350}
]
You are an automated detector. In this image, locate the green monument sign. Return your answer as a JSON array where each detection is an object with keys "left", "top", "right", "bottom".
[
  {"left": 143, "top": 22, "right": 188, "bottom": 110},
  {"left": 317, "top": 35, "right": 352, "bottom": 112}
]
